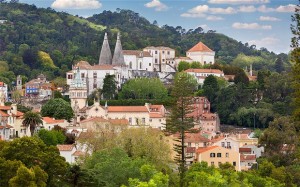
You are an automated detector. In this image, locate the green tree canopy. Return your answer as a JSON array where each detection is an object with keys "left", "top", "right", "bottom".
[
  {"left": 178, "top": 61, "right": 190, "bottom": 72},
  {"left": 119, "top": 78, "right": 168, "bottom": 100},
  {"left": 41, "top": 98, "right": 74, "bottom": 121},
  {"left": 102, "top": 74, "right": 116, "bottom": 100},
  {"left": 22, "top": 111, "right": 43, "bottom": 136}
]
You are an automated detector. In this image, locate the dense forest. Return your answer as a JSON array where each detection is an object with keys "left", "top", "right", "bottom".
[{"left": 0, "top": 2, "right": 290, "bottom": 84}]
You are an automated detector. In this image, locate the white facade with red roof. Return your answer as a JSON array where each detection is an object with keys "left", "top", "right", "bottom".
[
  {"left": 81, "top": 102, "right": 166, "bottom": 130},
  {"left": 57, "top": 144, "right": 82, "bottom": 163},
  {"left": 42, "top": 117, "right": 68, "bottom": 130},
  {"left": 186, "top": 42, "right": 215, "bottom": 65}
]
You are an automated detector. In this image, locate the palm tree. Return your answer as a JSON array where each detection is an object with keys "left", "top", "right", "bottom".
[{"left": 22, "top": 111, "right": 43, "bottom": 136}]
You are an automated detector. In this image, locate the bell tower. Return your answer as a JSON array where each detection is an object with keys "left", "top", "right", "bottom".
[{"left": 69, "top": 67, "right": 88, "bottom": 109}]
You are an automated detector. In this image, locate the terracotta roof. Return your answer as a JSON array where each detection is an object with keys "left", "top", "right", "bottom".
[
  {"left": 80, "top": 117, "right": 108, "bottom": 123},
  {"left": 0, "top": 82, "right": 5, "bottom": 87},
  {"left": 74, "top": 61, "right": 92, "bottom": 69},
  {"left": 92, "top": 65, "right": 115, "bottom": 70},
  {"left": 43, "top": 117, "right": 64, "bottom": 124},
  {"left": 0, "top": 110, "right": 9, "bottom": 117},
  {"left": 211, "top": 136, "right": 225, "bottom": 143},
  {"left": 185, "top": 68, "right": 223, "bottom": 74},
  {"left": 108, "top": 106, "right": 149, "bottom": 112},
  {"left": 149, "top": 113, "right": 164, "bottom": 118},
  {"left": 187, "top": 42, "right": 214, "bottom": 52},
  {"left": 185, "top": 132, "right": 211, "bottom": 143},
  {"left": 175, "top": 57, "right": 192, "bottom": 60},
  {"left": 72, "top": 150, "right": 85, "bottom": 156},
  {"left": 123, "top": 50, "right": 152, "bottom": 57},
  {"left": 240, "top": 154, "right": 256, "bottom": 161},
  {"left": 57, "top": 144, "right": 75, "bottom": 151},
  {"left": 149, "top": 105, "right": 163, "bottom": 110},
  {"left": 12, "top": 111, "right": 24, "bottom": 117},
  {"left": 186, "top": 147, "right": 196, "bottom": 153},
  {"left": 0, "top": 106, "right": 11, "bottom": 110},
  {"left": 196, "top": 146, "right": 219, "bottom": 154},
  {"left": 248, "top": 76, "right": 257, "bottom": 81},
  {"left": 239, "top": 148, "right": 252, "bottom": 153},
  {"left": 0, "top": 124, "right": 13, "bottom": 129}
]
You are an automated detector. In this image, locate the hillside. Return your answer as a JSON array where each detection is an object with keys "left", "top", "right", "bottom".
[{"left": 0, "top": 2, "right": 289, "bottom": 84}]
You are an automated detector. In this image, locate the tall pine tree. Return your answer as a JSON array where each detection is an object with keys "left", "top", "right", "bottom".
[{"left": 166, "top": 72, "right": 197, "bottom": 187}]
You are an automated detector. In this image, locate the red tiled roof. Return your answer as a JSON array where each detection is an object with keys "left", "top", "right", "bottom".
[
  {"left": 176, "top": 56, "right": 192, "bottom": 60},
  {"left": 0, "top": 124, "right": 13, "bottom": 129},
  {"left": 0, "top": 110, "right": 9, "bottom": 117},
  {"left": 0, "top": 106, "right": 11, "bottom": 110},
  {"left": 240, "top": 154, "right": 256, "bottom": 161},
  {"left": 149, "top": 113, "right": 164, "bottom": 118},
  {"left": 187, "top": 42, "right": 214, "bottom": 52},
  {"left": 0, "top": 82, "right": 4, "bottom": 87},
  {"left": 57, "top": 144, "right": 74, "bottom": 151},
  {"left": 80, "top": 117, "right": 108, "bottom": 123},
  {"left": 72, "top": 150, "right": 85, "bottom": 156},
  {"left": 185, "top": 132, "right": 211, "bottom": 143},
  {"left": 43, "top": 117, "right": 64, "bottom": 124},
  {"left": 186, "top": 147, "right": 196, "bottom": 153},
  {"left": 108, "top": 106, "right": 149, "bottom": 112},
  {"left": 196, "top": 146, "right": 219, "bottom": 154},
  {"left": 185, "top": 68, "right": 223, "bottom": 74},
  {"left": 80, "top": 117, "right": 129, "bottom": 125},
  {"left": 211, "top": 136, "right": 225, "bottom": 143},
  {"left": 123, "top": 50, "right": 152, "bottom": 57},
  {"left": 239, "top": 148, "right": 252, "bottom": 153}
]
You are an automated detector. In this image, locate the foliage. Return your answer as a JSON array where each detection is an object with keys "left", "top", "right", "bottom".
[
  {"left": 102, "top": 74, "right": 116, "bottom": 99},
  {"left": 41, "top": 98, "right": 73, "bottom": 121},
  {"left": 202, "top": 75, "right": 219, "bottom": 111},
  {"left": 22, "top": 111, "right": 43, "bottom": 136},
  {"left": 0, "top": 137, "right": 68, "bottom": 186},
  {"left": 166, "top": 72, "right": 197, "bottom": 187},
  {"left": 234, "top": 69, "right": 249, "bottom": 85},
  {"left": 117, "top": 128, "right": 172, "bottom": 169},
  {"left": 119, "top": 78, "right": 168, "bottom": 100},
  {"left": 178, "top": 61, "right": 190, "bottom": 72},
  {"left": 37, "top": 129, "right": 66, "bottom": 146},
  {"left": 83, "top": 148, "right": 146, "bottom": 187}
]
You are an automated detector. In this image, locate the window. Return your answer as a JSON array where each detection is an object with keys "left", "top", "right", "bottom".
[
  {"left": 149, "top": 119, "right": 152, "bottom": 122},
  {"left": 233, "top": 162, "right": 236, "bottom": 166},
  {"left": 218, "top": 162, "right": 222, "bottom": 166},
  {"left": 210, "top": 153, "right": 215, "bottom": 157},
  {"left": 188, "top": 142, "right": 191, "bottom": 147},
  {"left": 149, "top": 63, "right": 151, "bottom": 66},
  {"left": 227, "top": 142, "right": 231, "bottom": 148},
  {"left": 140, "top": 62, "right": 142, "bottom": 69},
  {"left": 93, "top": 84, "right": 97, "bottom": 89},
  {"left": 159, "top": 119, "right": 161, "bottom": 122},
  {"left": 68, "top": 74, "right": 73, "bottom": 79},
  {"left": 221, "top": 142, "right": 225, "bottom": 147},
  {"left": 155, "top": 51, "right": 157, "bottom": 54},
  {"left": 155, "top": 59, "right": 158, "bottom": 63},
  {"left": 129, "top": 62, "right": 132, "bottom": 69},
  {"left": 93, "top": 72, "right": 97, "bottom": 78},
  {"left": 211, "top": 162, "right": 214, "bottom": 166},
  {"left": 167, "top": 51, "right": 170, "bottom": 55},
  {"left": 129, "top": 118, "right": 132, "bottom": 124},
  {"left": 217, "top": 153, "right": 222, "bottom": 157},
  {"left": 81, "top": 73, "right": 85, "bottom": 78},
  {"left": 204, "top": 61, "right": 207, "bottom": 65},
  {"left": 226, "top": 153, "right": 229, "bottom": 157},
  {"left": 142, "top": 118, "right": 145, "bottom": 124},
  {"left": 162, "top": 59, "right": 165, "bottom": 62}
]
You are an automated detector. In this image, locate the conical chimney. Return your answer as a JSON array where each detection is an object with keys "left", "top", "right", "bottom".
[
  {"left": 112, "top": 32, "right": 125, "bottom": 66},
  {"left": 99, "top": 33, "right": 112, "bottom": 65}
]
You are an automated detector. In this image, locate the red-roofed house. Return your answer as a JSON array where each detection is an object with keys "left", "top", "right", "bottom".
[
  {"left": 84, "top": 102, "right": 167, "bottom": 129},
  {"left": 57, "top": 144, "right": 78, "bottom": 163},
  {"left": 186, "top": 42, "right": 215, "bottom": 65},
  {"left": 42, "top": 117, "right": 68, "bottom": 130},
  {"left": 196, "top": 145, "right": 241, "bottom": 171},
  {"left": 240, "top": 154, "right": 256, "bottom": 171}
]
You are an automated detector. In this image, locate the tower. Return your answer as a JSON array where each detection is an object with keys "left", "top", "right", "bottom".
[
  {"left": 69, "top": 67, "right": 87, "bottom": 109},
  {"left": 16, "top": 75, "right": 22, "bottom": 90},
  {"left": 99, "top": 32, "right": 112, "bottom": 65}
]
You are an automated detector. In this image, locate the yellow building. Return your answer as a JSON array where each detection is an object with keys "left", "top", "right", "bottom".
[{"left": 196, "top": 145, "right": 241, "bottom": 171}]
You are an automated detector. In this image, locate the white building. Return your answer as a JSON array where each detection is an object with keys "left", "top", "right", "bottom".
[
  {"left": 186, "top": 42, "right": 215, "bottom": 65},
  {"left": 57, "top": 144, "right": 84, "bottom": 164},
  {"left": 185, "top": 68, "right": 224, "bottom": 85},
  {"left": 0, "top": 82, "right": 8, "bottom": 102},
  {"left": 123, "top": 50, "right": 153, "bottom": 72}
]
